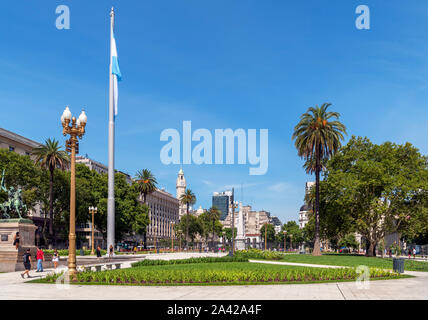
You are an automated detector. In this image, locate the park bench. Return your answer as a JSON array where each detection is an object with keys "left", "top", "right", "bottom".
[{"left": 80, "top": 262, "right": 123, "bottom": 272}]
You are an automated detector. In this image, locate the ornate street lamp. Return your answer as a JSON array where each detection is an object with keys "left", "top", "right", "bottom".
[
  {"left": 171, "top": 222, "right": 174, "bottom": 253},
  {"left": 89, "top": 206, "right": 97, "bottom": 255},
  {"left": 61, "top": 106, "right": 87, "bottom": 278},
  {"left": 283, "top": 230, "right": 287, "bottom": 252}
]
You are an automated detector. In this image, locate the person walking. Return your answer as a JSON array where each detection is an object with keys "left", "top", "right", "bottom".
[
  {"left": 109, "top": 244, "right": 114, "bottom": 258},
  {"left": 20, "top": 249, "right": 32, "bottom": 279},
  {"left": 52, "top": 249, "right": 59, "bottom": 269},
  {"left": 408, "top": 248, "right": 412, "bottom": 259},
  {"left": 413, "top": 247, "right": 417, "bottom": 259},
  {"left": 96, "top": 246, "right": 101, "bottom": 258},
  {"left": 13, "top": 232, "right": 20, "bottom": 250},
  {"left": 36, "top": 247, "right": 44, "bottom": 272}
]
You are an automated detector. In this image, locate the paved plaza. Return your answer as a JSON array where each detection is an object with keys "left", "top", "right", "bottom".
[{"left": 1, "top": 252, "right": 427, "bottom": 300}]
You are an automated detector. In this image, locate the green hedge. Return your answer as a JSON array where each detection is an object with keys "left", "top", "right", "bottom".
[
  {"left": 234, "top": 249, "right": 284, "bottom": 260},
  {"left": 131, "top": 256, "right": 247, "bottom": 267},
  {"left": 44, "top": 249, "right": 107, "bottom": 256}
]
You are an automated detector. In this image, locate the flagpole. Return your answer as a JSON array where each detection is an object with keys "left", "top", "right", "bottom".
[{"left": 107, "top": 7, "right": 115, "bottom": 255}]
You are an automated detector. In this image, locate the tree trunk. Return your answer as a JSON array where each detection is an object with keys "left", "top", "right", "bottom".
[
  {"left": 49, "top": 166, "right": 55, "bottom": 247},
  {"left": 143, "top": 231, "right": 147, "bottom": 249},
  {"left": 366, "top": 241, "right": 375, "bottom": 257},
  {"left": 186, "top": 204, "right": 189, "bottom": 249},
  {"left": 312, "top": 145, "right": 322, "bottom": 256},
  {"left": 143, "top": 193, "right": 147, "bottom": 249}
]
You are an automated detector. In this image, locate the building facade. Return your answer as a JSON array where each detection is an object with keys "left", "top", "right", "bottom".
[
  {"left": 222, "top": 204, "right": 272, "bottom": 247},
  {"left": 299, "top": 182, "right": 314, "bottom": 229},
  {"left": 212, "top": 190, "right": 233, "bottom": 220},
  {"left": 0, "top": 127, "right": 42, "bottom": 157},
  {"left": 144, "top": 188, "right": 180, "bottom": 244}
]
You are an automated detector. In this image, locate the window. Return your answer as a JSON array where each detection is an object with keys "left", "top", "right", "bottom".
[
  {"left": 25, "top": 152, "right": 30, "bottom": 156},
  {"left": 9, "top": 146, "right": 15, "bottom": 152}
]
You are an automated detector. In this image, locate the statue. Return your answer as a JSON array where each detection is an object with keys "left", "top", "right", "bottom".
[{"left": 0, "top": 169, "right": 27, "bottom": 220}]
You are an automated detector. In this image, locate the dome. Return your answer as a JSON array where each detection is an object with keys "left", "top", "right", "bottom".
[
  {"left": 300, "top": 204, "right": 310, "bottom": 212},
  {"left": 178, "top": 168, "right": 184, "bottom": 175}
]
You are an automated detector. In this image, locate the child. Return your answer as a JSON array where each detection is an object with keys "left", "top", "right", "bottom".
[{"left": 52, "top": 249, "right": 59, "bottom": 269}]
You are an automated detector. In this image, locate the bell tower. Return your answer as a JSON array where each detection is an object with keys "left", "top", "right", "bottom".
[{"left": 176, "top": 168, "right": 186, "bottom": 218}]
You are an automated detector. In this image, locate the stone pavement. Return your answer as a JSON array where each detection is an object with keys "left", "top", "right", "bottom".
[{"left": 1, "top": 252, "right": 427, "bottom": 300}]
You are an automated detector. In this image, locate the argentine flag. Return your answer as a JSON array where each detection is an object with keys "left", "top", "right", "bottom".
[{"left": 111, "top": 31, "right": 122, "bottom": 116}]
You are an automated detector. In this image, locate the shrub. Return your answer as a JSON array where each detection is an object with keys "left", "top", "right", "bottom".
[
  {"left": 131, "top": 256, "right": 247, "bottom": 267},
  {"left": 234, "top": 248, "right": 284, "bottom": 260}
]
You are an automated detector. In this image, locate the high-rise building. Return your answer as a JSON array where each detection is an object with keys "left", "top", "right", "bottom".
[
  {"left": 212, "top": 190, "right": 233, "bottom": 220},
  {"left": 176, "top": 168, "right": 187, "bottom": 218}
]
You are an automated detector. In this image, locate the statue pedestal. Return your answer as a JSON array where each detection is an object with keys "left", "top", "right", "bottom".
[
  {"left": 235, "top": 237, "right": 246, "bottom": 251},
  {"left": 0, "top": 219, "right": 38, "bottom": 272}
]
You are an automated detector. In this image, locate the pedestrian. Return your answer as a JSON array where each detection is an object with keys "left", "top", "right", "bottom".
[
  {"left": 36, "top": 247, "right": 44, "bottom": 272},
  {"left": 96, "top": 246, "right": 101, "bottom": 258},
  {"left": 133, "top": 246, "right": 137, "bottom": 254},
  {"left": 413, "top": 247, "right": 416, "bottom": 259},
  {"left": 13, "top": 232, "right": 20, "bottom": 250},
  {"left": 109, "top": 244, "right": 114, "bottom": 257},
  {"left": 52, "top": 249, "right": 59, "bottom": 269},
  {"left": 408, "top": 248, "right": 412, "bottom": 259},
  {"left": 20, "top": 248, "right": 32, "bottom": 279}
]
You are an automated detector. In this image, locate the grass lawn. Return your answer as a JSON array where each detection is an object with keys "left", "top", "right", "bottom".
[
  {"left": 276, "top": 254, "right": 428, "bottom": 272},
  {"left": 31, "top": 261, "right": 408, "bottom": 286}
]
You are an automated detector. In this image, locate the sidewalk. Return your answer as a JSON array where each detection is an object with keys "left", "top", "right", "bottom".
[{"left": 1, "top": 252, "right": 427, "bottom": 300}]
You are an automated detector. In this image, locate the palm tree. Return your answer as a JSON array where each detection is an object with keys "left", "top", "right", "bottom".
[
  {"left": 292, "top": 103, "right": 346, "bottom": 256},
  {"left": 33, "top": 138, "right": 69, "bottom": 246},
  {"left": 303, "top": 156, "right": 327, "bottom": 174},
  {"left": 207, "top": 206, "right": 221, "bottom": 251},
  {"left": 135, "top": 169, "right": 157, "bottom": 203},
  {"left": 180, "top": 189, "right": 196, "bottom": 249},
  {"left": 135, "top": 169, "right": 157, "bottom": 248}
]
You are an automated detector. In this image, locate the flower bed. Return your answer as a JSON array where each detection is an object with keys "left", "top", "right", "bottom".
[{"left": 40, "top": 262, "right": 402, "bottom": 286}]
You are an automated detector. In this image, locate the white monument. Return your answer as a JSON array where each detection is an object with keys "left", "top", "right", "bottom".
[{"left": 235, "top": 202, "right": 246, "bottom": 250}]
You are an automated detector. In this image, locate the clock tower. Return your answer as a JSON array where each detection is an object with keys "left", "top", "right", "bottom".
[{"left": 176, "top": 168, "right": 187, "bottom": 218}]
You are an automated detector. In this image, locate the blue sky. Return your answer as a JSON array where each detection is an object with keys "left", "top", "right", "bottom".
[{"left": 1, "top": 1, "right": 428, "bottom": 223}]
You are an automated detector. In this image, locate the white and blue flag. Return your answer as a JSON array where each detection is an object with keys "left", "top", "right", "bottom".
[{"left": 111, "top": 31, "right": 122, "bottom": 116}]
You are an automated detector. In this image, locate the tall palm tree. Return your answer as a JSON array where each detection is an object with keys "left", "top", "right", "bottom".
[
  {"left": 207, "top": 206, "right": 221, "bottom": 251},
  {"left": 135, "top": 169, "right": 157, "bottom": 248},
  {"left": 180, "top": 189, "right": 196, "bottom": 249},
  {"left": 292, "top": 103, "right": 346, "bottom": 256},
  {"left": 303, "top": 156, "right": 327, "bottom": 174},
  {"left": 33, "top": 138, "right": 69, "bottom": 245},
  {"left": 135, "top": 169, "right": 157, "bottom": 203}
]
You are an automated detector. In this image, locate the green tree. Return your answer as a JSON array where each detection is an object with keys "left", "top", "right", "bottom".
[
  {"left": 223, "top": 227, "right": 237, "bottom": 245},
  {"left": 323, "top": 136, "right": 428, "bottom": 256},
  {"left": 206, "top": 206, "right": 221, "bottom": 249},
  {"left": 33, "top": 138, "right": 69, "bottom": 245},
  {"left": 135, "top": 169, "right": 157, "bottom": 248},
  {"left": 260, "top": 223, "right": 275, "bottom": 247},
  {"left": 281, "top": 221, "right": 304, "bottom": 249},
  {"left": 292, "top": 103, "right": 347, "bottom": 255},
  {"left": 177, "top": 214, "right": 202, "bottom": 248},
  {"left": 180, "top": 189, "right": 196, "bottom": 249},
  {"left": 338, "top": 233, "right": 359, "bottom": 251}
]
